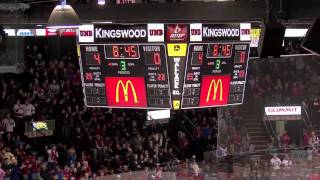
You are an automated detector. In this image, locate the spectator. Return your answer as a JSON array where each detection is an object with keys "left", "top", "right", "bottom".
[
  {"left": 67, "top": 147, "right": 77, "bottom": 165},
  {"left": 0, "top": 163, "right": 5, "bottom": 180},
  {"left": 47, "top": 145, "right": 59, "bottom": 170},
  {"left": 281, "top": 131, "right": 290, "bottom": 148},
  {"left": 270, "top": 154, "right": 281, "bottom": 170},
  {"left": 303, "top": 129, "right": 311, "bottom": 148},
  {"left": 3, "top": 114, "right": 15, "bottom": 142},
  {"left": 282, "top": 154, "right": 293, "bottom": 169},
  {"left": 13, "top": 99, "right": 24, "bottom": 134},
  {"left": 309, "top": 131, "right": 320, "bottom": 151},
  {"left": 22, "top": 99, "right": 35, "bottom": 121}
]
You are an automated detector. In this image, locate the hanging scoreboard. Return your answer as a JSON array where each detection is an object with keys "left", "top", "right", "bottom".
[{"left": 77, "top": 23, "right": 251, "bottom": 109}]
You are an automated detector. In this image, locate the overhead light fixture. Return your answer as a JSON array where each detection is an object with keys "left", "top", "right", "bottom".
[
  {"left": 97, "top": 0, "right": 106, "bottom": 5},
  {"left": 47, "top": 0, "right": 80, "bottom": 29}
]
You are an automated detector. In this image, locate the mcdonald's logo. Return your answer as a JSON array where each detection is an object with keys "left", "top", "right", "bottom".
[
  {"left": 105, "top": 77, "right": 147, "bottom": 107},
  {"left": 206, "top": 79, "right": 223, "bottom": 102},
  {"left": 116, "top": 80, "right": 138, "bottom": 103},
  {"left": 199, "top": 75, "right": 231, "bottom": 107}
]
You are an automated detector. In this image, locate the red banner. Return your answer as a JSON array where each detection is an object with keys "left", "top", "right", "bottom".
[
  {"left": 105, "top": 77, "right": 147, "bottom": 107},
  {"left": 199, "top": 75, "right": 230, "bottom": 107}
]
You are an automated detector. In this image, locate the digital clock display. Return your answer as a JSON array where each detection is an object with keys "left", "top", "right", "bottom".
[
  {"left": 105, "top": 45, "right": 139, "bottom": 59},
  {"left": 207, "top": 44, "right": 233, "bottom": 58}
]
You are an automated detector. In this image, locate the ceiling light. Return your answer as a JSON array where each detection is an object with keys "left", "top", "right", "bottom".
[{"left": 47, "top": 0, "right": 80, "bottom": 28}]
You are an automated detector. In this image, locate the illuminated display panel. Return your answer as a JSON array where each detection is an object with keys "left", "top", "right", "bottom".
[
  {"left": 79, "top": 43, "right": 171, "bottom": 109},
  {"left": 77, "top": 23, "right": 251, "bottom": 109},
  {"left": 181, "top": 42, "right": 250, "bottom": 109}
]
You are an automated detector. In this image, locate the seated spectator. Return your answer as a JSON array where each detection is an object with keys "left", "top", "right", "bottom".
[
  {"left": 282, "top": 154, "right": 293, "bottom": 169},
  {"left": 270, "top": 154, "right": 281, "bottom": 170}
]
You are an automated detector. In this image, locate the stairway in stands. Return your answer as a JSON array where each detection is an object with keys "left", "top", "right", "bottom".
[{"left": 240, "top": 95, "right": 269, "bottom": 151}]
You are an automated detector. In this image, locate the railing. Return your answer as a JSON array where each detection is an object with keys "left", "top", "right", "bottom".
[
  {"left": 181, "top": 115, "right": 206, "bottom": 152},
  {"left": 263, "top": 113, "right": 276, "bottom": 139},
  {"left": 302, "top": 105, "right": 313, "bottom": 129},
  {"left": 183, "top": 114, "right": 197, "bottom": 129}
]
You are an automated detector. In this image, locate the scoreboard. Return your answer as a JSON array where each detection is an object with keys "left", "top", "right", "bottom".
[{"left": 77, "top": 23, "right": 251, "bottom": 109}]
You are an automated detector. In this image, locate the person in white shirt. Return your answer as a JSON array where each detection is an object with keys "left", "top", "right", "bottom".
[
  {"left": 3, "top": 114, "right": 15, "bottom": 141},
  {"left": 47, "top": 145, "right": 59, "bottom": 170},
  {"left": 216, "top": 145, "right": 227, "bottom": 158},
  {"left": 49, "top": 79, "right": 60, "bottom": 95},
  {"left": 190, "top": 157, "right": 200, "bottom": 176},
  {"left": 270, "top": 154, "right": 282, "bottom": 170},
  {"left": 13, "top": 99, "right": 24, "bottom": 134},
  {"left": 22, "top": 99, "right": 35, "bottom": 121},
  {"left": 13, "top": 99, "right": 24, "bottom": 119},
  {"left": 282, "top": 154, "right": 293, "bottom": 169}
]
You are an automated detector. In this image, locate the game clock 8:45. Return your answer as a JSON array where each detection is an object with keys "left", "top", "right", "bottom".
[
  {"left": 207, "top": 44, "right": 233, "bottom": 58},
  {"left": 105, "top": 45, "right": 139, "bottom": 59}
]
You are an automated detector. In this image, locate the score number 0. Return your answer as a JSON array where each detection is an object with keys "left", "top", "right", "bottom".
[{"left": 145, "top": 52, "right": 162, "bottom": 66}]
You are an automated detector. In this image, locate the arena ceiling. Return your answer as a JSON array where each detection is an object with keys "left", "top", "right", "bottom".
[{"left": 0, "top": 0, "right": 319, "bottom": 24}]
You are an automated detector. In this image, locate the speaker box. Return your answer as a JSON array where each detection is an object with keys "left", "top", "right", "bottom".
[
  {"left": 257, "top": 22, "right": 285, "bottom": 58},
  {"left": 301, "top": 18, "right": 320, "bottom": 55}
]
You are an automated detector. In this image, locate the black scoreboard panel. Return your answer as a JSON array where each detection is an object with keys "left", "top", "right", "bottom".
[
  {"left": 181, "top": 43, "right": 249, "bottom": 109},
  {"left": 77, "top": 23, "right": 251, "bottom": 109},
  {"left": 80, "top": 44, "right": 171, "bottom": 108}
]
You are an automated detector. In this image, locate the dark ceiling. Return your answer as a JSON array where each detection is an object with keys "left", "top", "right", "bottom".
[{"left": 0, "top": 0, "right": 319, "bottom": 25}]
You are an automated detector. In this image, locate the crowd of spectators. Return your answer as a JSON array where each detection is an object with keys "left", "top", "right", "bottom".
[
  {"left": 0, "top": 43, "right": 212, "bottom": 179},
  {"left": 248, "top": 55, "right": 320, "bottom": 119},
  {"left": 217, "top": 106, "right": 252, "bottom": 155},
  {"left": 247, "top": 41, "right": 320, "bottom": 150}
]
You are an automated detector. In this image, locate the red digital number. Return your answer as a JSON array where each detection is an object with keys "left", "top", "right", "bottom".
[
  {"left": 124, "top": 46, "right": 131, "bottom": 57},
  {"left": 187, "top": 73, "right": 193, "bottom": 81},
  {"left": 130, "top": 46, "right": 137, "bottom": 57},
  {"left": 112, "top": 46, "right": 119, "bottom": 58},
  {"left": 198, "top": 52, "right": 203, "bottom": 64},
  {"left": 222, "top": 45, "right": 231, "bottom": 56},
  {"left": 93, "top": 53, "right": 101, "bottom": 64},
  {"left": 213, "top": 45, "right": 219, "bottom": 56},
  {"left": 157, "top": 73, "right": 165, "bottom": 81},
  {"left": 124, "top": 46, "right": 137, "bottom": 58},
  {"left": 239, "top": 51, "right": 246, "bottom": 63},
  {"left": 85, "top": 73, "right": 93, "bottom": 81},
  {"left": 153, "top": 53, "right": 161, "bottom": 65},
  {"left": 239, "top": 70, "right": 245, "bottom": 78}
]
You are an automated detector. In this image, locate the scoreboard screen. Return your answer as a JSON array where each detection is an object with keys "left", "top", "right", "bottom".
[{"left": 77, "top": 23, "right": 251, "bottom": 109}]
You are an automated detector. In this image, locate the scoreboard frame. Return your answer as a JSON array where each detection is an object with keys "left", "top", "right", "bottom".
[{"left": 77, "top": 23, "right": 251, "bottom": 110}]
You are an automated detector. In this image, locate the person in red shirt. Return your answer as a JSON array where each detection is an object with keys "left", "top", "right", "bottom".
[
  {"left": 63, "top": 165, "right": 71, "bottom": 179},
  {"left": 233, "top": 131, "right": 241, "bottom": 151},
  {"left": 21, "top": 158, "right": 31, "bottom": 180},
  {"left": 303, "top": 129, "right": 311, "bottom": 148},
  {"left": 81, "top": 161, "right": 91, "bottom": 177},
  {"left": 281, "top": 131, "right": 290, "bottom": 148},
  {"left": 178, "top": 132, "right": 189, "bottom": 155},
  {"left": 30, "top": 157, "right": 40, "bottom": 180}
]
